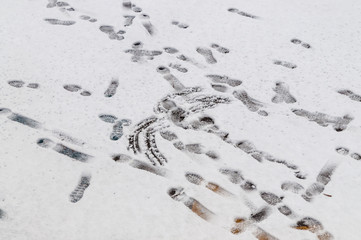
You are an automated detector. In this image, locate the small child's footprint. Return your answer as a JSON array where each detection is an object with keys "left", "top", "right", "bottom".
[
  {"left": 8, "top": 80, "right": 39, "bottom": 89},
  {"left": 291, "top": 38, "right": 311, "bottom": 49},
  {"left": 273, "top": 60, "right": 297, "bottom": 69},
  {"left": 44, "top": 18, "right": 76, "bottom": 26},
  {"left": 171, "top": 20, "right": 189, "bottom": 29},
  {"left": 210, "top": 43, "right": 230, "bottom": 54},
  {"left": 63, "top": 84, "right": 91, "bottom": 96}
]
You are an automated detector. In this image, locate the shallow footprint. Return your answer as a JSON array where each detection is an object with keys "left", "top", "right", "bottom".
[
  {"left": 64, "top": 84, "right": 81, "bottom": 92},
  {"left": 69, "top": 175, "right": 91, "bottom": 203},
  {"left": 44, "top": 18, "right": 76, "bottom": 26},
  {"left": 196, "top": 47, "right": 217, "bottom": 64},
  {"left": 8, "top": 80, "right": 25, "bottom": 88}
]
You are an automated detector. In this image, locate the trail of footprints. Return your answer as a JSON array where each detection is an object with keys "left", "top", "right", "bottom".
[{"left": 117, "top": 150, "right": 332, "bottom": 240}]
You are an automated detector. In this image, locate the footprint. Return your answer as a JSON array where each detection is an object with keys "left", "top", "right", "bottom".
[
  {"left": 250, "top": 206, "right": 271, "bottom": 222},
  {"left": 335, "top": 147, "right": 349, "bottom": 155},
  {"left": 271, "top": 82, "right": 296, "bottom": 104},
  {"left": 196, "top": 47, "right": 217, "bottom": 64},
  {"left": 211, "top": 84, "right": 228, "bottom": 92},
  {"left": 219, "top": 168, "right": 244, "bottom": 184},
  {"left": 278, "top": 205, "right": 293, "bottom": 216},
  {"left": 129, "top": 159, "right": 166, "bottom": 176},
  {"left": 63, "top": 84, "right": 91, "bottom": 96},
  {"left": 206, "top": 74, "right": 242, "bottom": 87},
  {"left": 185, "top": 172, "right": 233, "bottom": 196},
  {"left": 99, "top": 115, "right": 131, "bottom": 140},
  {"left": 132, "top": 41, "right": 143, "bottom": 49},
  {"left": 8, "top": 80, "right": 39, "bottom": 89},
  {"left": 281, "top": 181, "right": 304, "bottom": 194},
  {"left": 167, "top": 187, "right": 215, "bottom": 221},
  {"left": 164, "top": 47, "right": 179, "bottom": 54},
  {"left": 125, "top": 48, "right": 162, "bottom": 62},
  {"left": 99, "top": 114, "right": 118, "bottom": 123},
  {"left": 8, "top": 80, "right": 25, "bottom": 88},
  {"left": 110, "top": 120, "right": 131, "bottom": 141},
  {"left": 273, "top": 60, "right": 297, "bottom": 69},
  {"left": 302, "top": 162, "right": 337, "bottom": 202},
  {"left": 185, "top": 143, "right": 204, "bottom": 154},
  {"left": 63, "top": 84, "right": 81, "bottom": 92},
  {"left": 104, "top": 78, "right": 119, "bottom": 97},
  {"left": 37, "top": 138, "right": 92, "bottom": 162},
  {"left": 56, "top": 1, "right": 69, "bottom": 7},
  {"left": 160, "top": 130, "right": 178, "bottom": 141},
  {"left": 337, "top": 89, "right": 361, "bottom": 102},
  {"left": 79, "top": 15, "right": 97, "bottom": 22},
  {"left": 171, "top": 20, "right": 189, "bottom": 29},
  {"left": 52, "top": 130, "right": 85, "bottom": 146},
  {"left": 79, "top": 15, "right": 91, "bottom": 20},
  {"left": 122, "top": 0, "right": 132, "bottom": 9},
  {"left": 0, "top": 108, "right": 42, "bottom": 129},
  {"left": 292, "top": 109, "right": 353, "bottom": 132},
  {"left": 132, "top": 6, "right": 142, "bottom": 13},
  {"left": 210, "top": 43, "right": 230, "bottom": 54},
  {"left": 46, "top": 0, "right": 57, "bottom": 8},
  {"left": 99, "top": 25, "right": 124, "bottom": 40},
  {"left": 142, "top": 21, "right": 155, "bottom": 35},
  {"left": 233, "top": 90, "right": 264, "bottom": 112},
  {"left": 69, "top": 174, "right": 91, "bottom": 203},
  {"left": 124, "top": 15, "right": 135, "bottom": 27},
  {"left": 169, "top": 63, "right": 188, "bottom": 73},
  {"left": 227, "top": 8, "right": 258, "bottom": 19},
  {"left": 260, "top": 192, "right": 283, "bottom": 206},
  {"left": 113, "top": 154, "right": 167, "bottom": 176},
  {"left": 0, "top": 209, "right": 6, "bottom": 219},
  {"left": 293, "top": 217, "right": 334, "bottom": 240},
  {"left": 291, "top": 38, "right": 311, "bottom": 49},
  {"left": 27, "top": 83, "right": 40, "bottom": 89},
  {"left": 156, "top": 66, "right": 185, "bottom": 91},
  {"left": 44, "top": 18, "right": 76, "bottom": 26},
  {"left": 350, "top": 153, "right": 361, "bottom": 160}
]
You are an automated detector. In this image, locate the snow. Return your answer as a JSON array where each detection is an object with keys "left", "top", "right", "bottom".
[{"left": 0, "top": 0, "right": 361, "bottom": 239}]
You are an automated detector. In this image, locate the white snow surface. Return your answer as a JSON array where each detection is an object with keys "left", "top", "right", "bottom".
[{"left": 1, "top": 0, "right": 361, "bottom": 239}]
